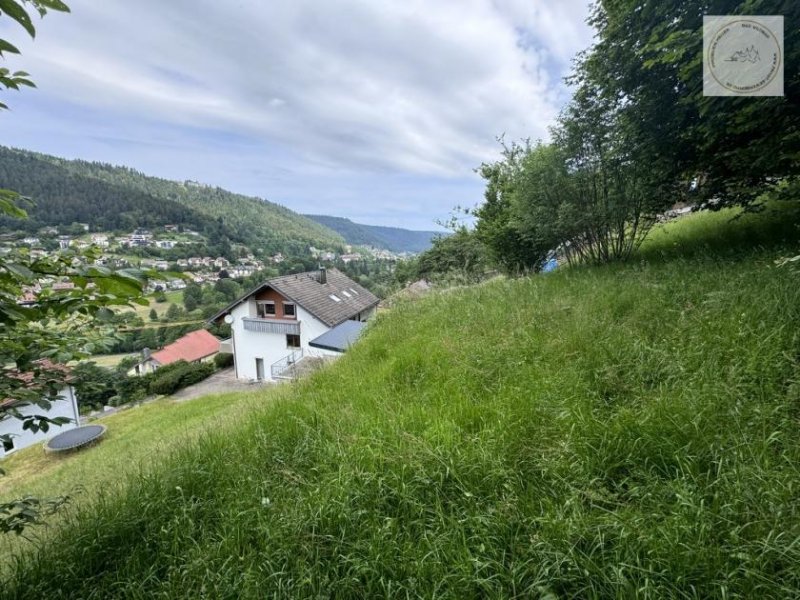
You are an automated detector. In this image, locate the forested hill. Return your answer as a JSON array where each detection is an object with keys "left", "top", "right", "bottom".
[
  {"left": 304, "top": 214, "right": 443, "bottom": 253},
  {"left": 0, "top": 147, "right": 344, "bottom": 256}
]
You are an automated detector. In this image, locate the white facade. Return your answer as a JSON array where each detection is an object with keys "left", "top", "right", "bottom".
[
  {"left": 0, "top": 386, "right": 80, "bottom": 458},
  {"left": 229, "top": 301, "right": 374, "bottom": 381}
]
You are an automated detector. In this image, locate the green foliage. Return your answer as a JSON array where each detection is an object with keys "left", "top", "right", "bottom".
[
  {"left": 474, "top": 142, "right": 550, "bottom": 273},
  {"left": 70, "top": 362, "right": 118, "bottom": 409},
  {"left": 476, "top": 102, "right": 672, "bottom": 270},
  {"left": 578, "top": 0, "right": 800, "bottom": 207},
  {"left": 3, "top": 209, "right": 800, "bottom": 596},
  {"left": 148, "top": 308, "right": 158, "bottom": 321},
  {"left": 0, "top": 495, "right": 68, "bottom": 535},
  {"left": 213, "top": 352, "right": 234, "bottom": 369},
  {"left": 0, "top": 0, "right": 70, "bottom": 110},
  {"left": 0, "top": 148, "right": 211, "bottom": 233},
  {"left": 0, "top": 147, "right": 345, "bottom": 258},
  {"left": 409, "top": 228, "right": 489, "bottom": 283},
  {"left": 148, "top": 360, "right": 214, "bottom": 396},
  {"left": 0, "top": 191, "right": 148, "bottom": 533},
  {"left": 164, "top": 302, "right": 182, "bottom": 321}
]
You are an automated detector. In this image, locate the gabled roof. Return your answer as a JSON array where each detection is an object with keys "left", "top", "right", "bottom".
[
  {"left": 211, "top": 268, "right": 379, "bottom": 328},
  {"left": 150, "top": 330, "right": 220, "bottom": 366}
]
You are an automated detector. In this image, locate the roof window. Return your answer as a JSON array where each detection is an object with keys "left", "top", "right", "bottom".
[{"left": 329, "top": 294, "right": 342, "bottom": 302}]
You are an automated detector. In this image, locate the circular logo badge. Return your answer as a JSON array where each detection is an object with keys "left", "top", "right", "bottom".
[{"left": 707, "top": 19, "right": 782, "bottom": 93}]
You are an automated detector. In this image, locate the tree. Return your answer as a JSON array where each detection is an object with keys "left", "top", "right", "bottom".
[
  {"left": 183, "top": 282, "right": 202, "bottom": 312},
  {"left": 415, "top": 229, "right": 489, "bottom": 282},
  {"left": 0, "top": 0, "right": 151, "bottom": 535},
  {"left": 165, "top": 302, "right": 182, "bottom": 321},
  {"left": 575, "top": 0, "right": 800, "bottom": 208},
  {"left": 475, "top": 140, "right": 562, "bottom": 273},
  {"left": 0, "top": 194, "right": 150, "bottom": 534},
  {"left": 149, "top": 308, "right": 158, "bottom": 321}
]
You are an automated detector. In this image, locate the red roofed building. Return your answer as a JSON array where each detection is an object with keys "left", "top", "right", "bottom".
[{"left": 129, "top": 330, "right": 220, "bottom": 376}]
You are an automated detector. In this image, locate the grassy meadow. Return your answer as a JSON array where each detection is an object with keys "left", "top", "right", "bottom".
[
  {"left": 0, "top": 392, "right": 260, "bottom": 563},
  {"left": 2, "top": 205, "right": 800, "bottom": 598}
]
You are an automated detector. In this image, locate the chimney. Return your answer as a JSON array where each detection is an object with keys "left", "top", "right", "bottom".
[{"left": 318, "top": 266, "right": 327, "bottom": 284}]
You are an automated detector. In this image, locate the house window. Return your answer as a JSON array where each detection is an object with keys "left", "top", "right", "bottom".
[
  {"left": 257, "top": 301, "right": 276, "bottom": 318},
  {"left": 286, "top": 334, "right": 301, "bottom": 348},
  {"left": 3, "top": 438, "right": 14, "bottom": 454},
  {"left": 283, "top": 302, "right": 296, "bottom": 317}
]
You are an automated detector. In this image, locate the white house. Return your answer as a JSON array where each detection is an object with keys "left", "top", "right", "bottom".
[
  {"left": 0, "top": 385, "right": 80, "bottom": 458},
  {"left": 90, "top": 234, "right": 109, "bottom": 248},
  {"left": 212, "top": 268, "right": 379, "bottom": 381}
]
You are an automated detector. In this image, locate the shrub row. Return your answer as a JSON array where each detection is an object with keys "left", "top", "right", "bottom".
[
  {"left": 149, "top": 361, "right": 215, "bottom": 396},
  {"left": 73, "top": 359, "right": 217, "bottom": 409}
]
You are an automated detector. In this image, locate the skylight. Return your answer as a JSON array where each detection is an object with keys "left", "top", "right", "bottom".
[
  {"left": 329, "top": 294, "right": 342, "bottom": 302},
  {"left": 341, "top": 290, "right": 352, "bottom": 298},
  {"left": 349, "top": 288, "right": 359, "bottom": 295}
]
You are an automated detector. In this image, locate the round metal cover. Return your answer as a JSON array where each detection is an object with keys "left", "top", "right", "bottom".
[{"left": 45, "top": 424, "right": 107, "bottom": 453}]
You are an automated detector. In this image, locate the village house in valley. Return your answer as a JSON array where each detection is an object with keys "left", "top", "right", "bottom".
[
  {"left": 212, "top": 268, "right": 379, "bottom": 381},
  {"left": 129, "top": 329, "right": 220, "bottom": 376}
]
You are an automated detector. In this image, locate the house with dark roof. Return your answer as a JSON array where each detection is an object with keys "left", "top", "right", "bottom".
[
  {"left": 211, "top": 268, "right": 379, "bottom": 381},
  {"left": 128, "top": 329, "right": 220, "bottom": 376}
]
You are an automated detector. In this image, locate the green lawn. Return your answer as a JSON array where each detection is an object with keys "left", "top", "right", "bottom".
[
  {"left": 2, "top": 206, "right": 800, "bottom": 598},
  {"left": 84, "top": 353, "right": 135, "bottom": 369},
  {"left": 0, "top": 391, "right": 262, "bottom": 564},
  {"left": 128, "top": 289, "right": 184, "bottom": 320}
]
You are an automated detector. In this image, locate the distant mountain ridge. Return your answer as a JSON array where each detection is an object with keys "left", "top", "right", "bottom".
[
  {"left": 0, "top": 146, "right": 344, "bottom": 256},
  {"left": 304, "top": 214, "right": 443, "bottom": 253}
]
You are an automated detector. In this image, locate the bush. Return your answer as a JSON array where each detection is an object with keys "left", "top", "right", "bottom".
[
  {"left": 72, "top": 362, "right": 123, "bottom": 409},
  {"left": 214, "top": 353, "right": 234, "bottom": 369},
  {"left": 148, "top": 361, "right": 215, "bottom": 396}
]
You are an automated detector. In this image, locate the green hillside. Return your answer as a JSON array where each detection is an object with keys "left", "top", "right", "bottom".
[
  {"left": 0, "top": 147, "right": 344, "bottom": 256},
  {"left": 305, "top": 213, "right": 443, "bottom": 253},
  {"left": 3, "top": 206, "right": 800, "bottom": 598}
]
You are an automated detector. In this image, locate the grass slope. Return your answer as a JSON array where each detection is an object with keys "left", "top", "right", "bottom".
[
  {"left": 3, "top": 206, "right": 800, "bottom": 598},
  {"left": 0, "top": 392, "right": 260, "bottom": 562}
]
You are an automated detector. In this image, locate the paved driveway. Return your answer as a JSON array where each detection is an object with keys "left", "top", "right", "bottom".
[{"left": 171, "top": 367, "right": 271, "bottom": 402}]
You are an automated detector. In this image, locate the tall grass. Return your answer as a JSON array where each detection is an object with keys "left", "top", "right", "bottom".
[{"left": 2, "top": 208, "right": 800, "bottom": 598}]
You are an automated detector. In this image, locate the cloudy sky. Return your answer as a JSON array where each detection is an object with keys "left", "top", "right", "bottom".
[{"left": 0, "top": 1, "right": 593, "bottom": 230}]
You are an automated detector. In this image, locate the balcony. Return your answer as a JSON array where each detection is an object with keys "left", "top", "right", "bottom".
[{"left": 242, "top": 317, "right": 300, "bottom": 335}]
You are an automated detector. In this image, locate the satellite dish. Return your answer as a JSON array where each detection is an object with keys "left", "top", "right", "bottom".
[{"left": 224, "top": 314, "right": 234, "bottom": 324}]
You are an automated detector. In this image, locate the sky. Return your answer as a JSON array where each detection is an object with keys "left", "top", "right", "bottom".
[{"left": 0, "top": 1, "right": 594, "bottom": 231}]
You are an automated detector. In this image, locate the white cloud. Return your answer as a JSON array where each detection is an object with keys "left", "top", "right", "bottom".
[{"left": 0, "top": 0, "right": 593, "bottom": 227}]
